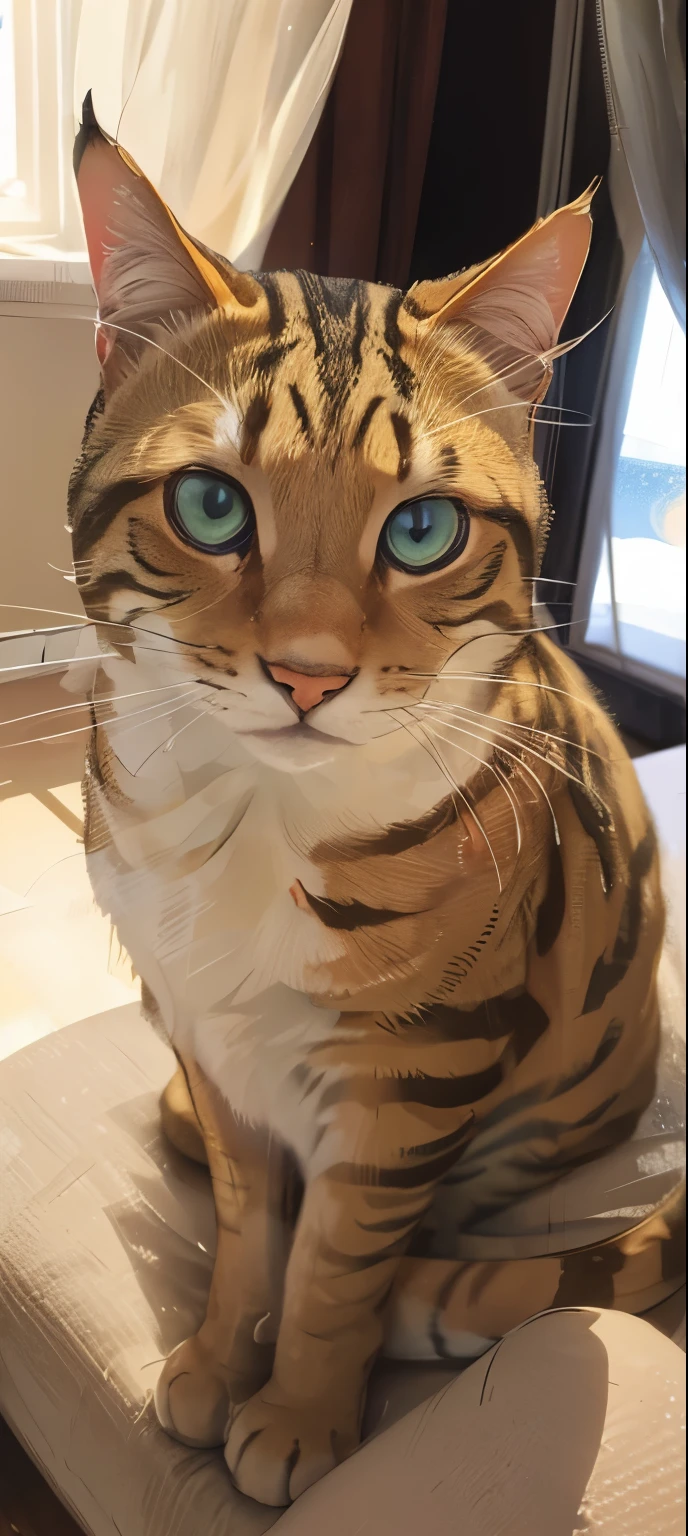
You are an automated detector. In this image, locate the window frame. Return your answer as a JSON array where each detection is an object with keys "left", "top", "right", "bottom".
[{"left": 534, "top": 0, "right": 686, "bottom": 746}]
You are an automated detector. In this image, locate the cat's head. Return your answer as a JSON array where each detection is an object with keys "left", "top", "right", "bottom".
[{"left": 68, "top": 102, "right": 593, "bottom": 774}]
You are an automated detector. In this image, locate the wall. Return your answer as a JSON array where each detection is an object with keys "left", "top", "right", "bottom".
[{"left": 0, "top": 306, "right": 99, "bottom": 636}]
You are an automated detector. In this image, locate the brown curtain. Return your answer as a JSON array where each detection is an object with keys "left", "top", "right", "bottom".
[{"left": 262, "top": 0, "right": 447, "bottom": 285}]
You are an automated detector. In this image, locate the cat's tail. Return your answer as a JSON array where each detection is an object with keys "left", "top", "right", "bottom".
[
  {"left": 162, "top": 1063, "right": 685, "bottom": 1363},
  {"left": 384, "top": 1180, "right": 685, "bottom": 1361}
]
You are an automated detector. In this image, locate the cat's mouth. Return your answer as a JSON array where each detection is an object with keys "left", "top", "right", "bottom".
[{"left": 242, "top": 722, "right": 354, "bottom": 748}]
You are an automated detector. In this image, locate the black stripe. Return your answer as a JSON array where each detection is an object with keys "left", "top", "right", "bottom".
[
  {"left": 536, "top": 840, "right": 566, "bottom": 956},
  {"left": 319, "top": 1235, "right": 412, "bottom": 1272},
  {"left": 300, "top": 273, "right": 360, "bottom": 344},
  {"left": 477, "top": 506, "right": 534, "bottom": 576},
  {"left": 380, "top": 291, "right": 415, "bottom": 400},
  {"left": 240, "top": 394, "right": 272, "bottom": 464},
  {"left": 450, "top": 543, "right": 507, "bottom": 603},
  {"left": 334, "top": 793, "right": 458, "bottom": 859},
  {"left": 393, "top": 1065, "right": 502, "bottom": 1108},
  {"left": 319, "top": 1062, "right": 501, "bottom": 1113},
  {"left": 408, "top": 993, "right": 549, "bottom": 1064},
  {"left": 352, "top": 395, "right": 384, "bottom": 449},
  {"left": 252, "top": 336, "right": 298, "bottom": 377},
  {"left": 581, "top": 829, "right": 656, "bottom": 1014},
  {"left": 127, "top": 520, "right": 180, "bottom": 578},
  {"left": 405, "top": 1120, "right": 475, "bottom": 1159},
  {"left": 401, "top": 290, "right": 431, "bottom": 322},
  {"left": 390, "top": 412, "right": 412, "bottom": 481},
  {"left": 80, "top": 570, "right": 191, "bottom": 609},
  {"left": 351, "top": 294, "right": 368, "bottom": 371},
  {"left": 258, "top": 272, "right": 287, "bottom": 339},
  {"left": 467, "top": 1095, "right": 619, "bottom": 1163},
  {"left": 72, "top": 479, "right": 155, "bottom": 559},
  {"left": 299, "top": 887, "right": 421, "bottom": 930},
  {"left": 355, "top": 1213, "right": 420, "bottom": 1235},
  {"left": 288, "top": 383, "right": 313, "bottom": 445},
  {"left": 436, "top": 903, "right": 501, "bottom": 996},
  {"left": 294, "top": 270, "right": 329, "bottom": 357},
  {"left": 429, "top": 1267, "right": 467, "bottom": 1360},
  {"left": 568, "top": 779, "right": 616, "bottom": 896},
  {"left": 294, "top": 272, "right": 367, "bottom": 423},
  {"left": 432, "top": 597, "right": 518, "bottom": 633},
  {"left": 461, "top": 1018, "right": 624, "bottom": 1147},
  {"left": 330, "top": 1130, "right": 475, "bottom": 1189},
  {"left": 548, "top": 1107, "right": 645, "bottom": 1173}
]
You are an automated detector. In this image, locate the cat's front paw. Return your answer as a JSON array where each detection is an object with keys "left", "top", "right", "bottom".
[
  {"left": 155, "top": 1334, "right": 231, "bottom": 1447},
  {"left": 155, "top": 1324, "right": 275, "bottom": 1447},
  {"left": 224, "top": 1386, "right": 358, "bottom": 1505}
]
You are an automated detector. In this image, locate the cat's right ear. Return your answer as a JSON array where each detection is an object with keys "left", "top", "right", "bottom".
[{"left": 73, "top": 92, "right": 264, "bottom": 395}]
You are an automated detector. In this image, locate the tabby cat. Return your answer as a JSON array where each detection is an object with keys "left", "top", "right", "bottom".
[{"left": 69, "top": 98, "right": 668, "bottom": 1506}]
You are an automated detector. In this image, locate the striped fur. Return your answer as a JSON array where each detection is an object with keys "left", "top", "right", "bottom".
[{"left": 68, "top": 117, "right": 674, "bottom": 1506}]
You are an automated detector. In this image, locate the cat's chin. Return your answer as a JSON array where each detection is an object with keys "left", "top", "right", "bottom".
[{"left": 237, "top": 724, "right": 351, "bottom": 773}]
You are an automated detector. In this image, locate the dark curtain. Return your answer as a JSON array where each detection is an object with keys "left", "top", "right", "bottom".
[{"left": 262, "top": 0, "right": 447, "bottom": 285}]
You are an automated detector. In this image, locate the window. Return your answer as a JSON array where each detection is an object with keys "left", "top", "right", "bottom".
[
  {"left": 577, "top": 251, "right": 686, "bottom": 690},
  {"left": 0, "top": 0, "right": 86, "bottom": 261}
]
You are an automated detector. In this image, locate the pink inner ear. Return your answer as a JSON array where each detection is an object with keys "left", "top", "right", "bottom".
[
  {"left": 76, "top": 134, "right": 141, "bottom": 298},
  {"left": 460, "top": 209, "right": 593, "bottom": 353},
  {"left": 95, "top": 325, "right": 113, "bottom": 366}
]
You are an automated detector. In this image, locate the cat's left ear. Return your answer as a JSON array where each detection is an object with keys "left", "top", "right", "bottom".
[
  {"left": 74, "top": 92, "right": 265, "bottom": 394},
  {"left": 402, "top": 185, "right": 596, "bottom": 403}
]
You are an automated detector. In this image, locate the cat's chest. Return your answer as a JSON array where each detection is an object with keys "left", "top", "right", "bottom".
[
  {"left": 91, "top": 777, "right": 343, "bottom": 1011},
  {"left": 88, "top": 778, "right": 355, "bottom": 1147}
]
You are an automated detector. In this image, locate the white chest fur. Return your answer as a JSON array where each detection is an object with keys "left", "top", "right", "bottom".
[{"left": 85, "top": 673, "right": 495, "bottom": 1154}]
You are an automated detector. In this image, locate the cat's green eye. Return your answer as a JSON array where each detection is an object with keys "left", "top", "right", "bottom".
[
  {"left": 380, "top": 496, "right": 469, "bottom": 574},
  {"left": 165, "top": 470, "right": 255, "bottom": 555}
]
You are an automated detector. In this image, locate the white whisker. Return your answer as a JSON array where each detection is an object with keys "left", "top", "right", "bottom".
[
  {"left": 166, "top": 588, "right": 231, "bottom": 627},
  {"left": 401, "top": 670, "right": 596, "bottom": 713},
  {"left": 422, "top": 398, "right": 593, "bottom": 442},
  {"left": 393, "top": 708, "right": 503, "bottom": 891},
  {"left": 422, "top": 694, "right": 611, "bottom": 830},
  {"left": 0, "top": 680, "right": 196, "bottom": 731},
  {"left": 447, "top": 616, "right": 588, "bottom": 643},
  {"left": 81, "top": 317, "right": 233, "bottom": 411},
  {"left": 162, "top": 704, "right": 214, "bottom": 752},
  {"left": 414, "top": 697, "right": 610, "bottom": 763},
  {"left": 403, "top": 706, "right": 522, "bottom": 855},
  {"left": 1, "top": 688, "right": 200, "bottom": 751},
  {"left": 0, "top": 603, "right": 89, "bottom": 624},
  {"left": 422, "top": 710, "right": 561, "bottom": 846},
  {"left": 187, "top": 939, "right": 245, "bottom": 979},
  {"left": 133, "top": 695, "right": 216, "bottom": 773},
  {"left": 0, "top": 654, "right": 107, "bottom": 676}
]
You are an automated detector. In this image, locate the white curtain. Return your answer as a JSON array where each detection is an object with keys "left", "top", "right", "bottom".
[
  {"left": 74, "top": 0, "right": 353, "bottom": 268},
  {"left": 597, "top": 0, "right": 686, "bottom": 329},
  {"left": 0, "top": 0, "right": 352, "bottom": 267}
]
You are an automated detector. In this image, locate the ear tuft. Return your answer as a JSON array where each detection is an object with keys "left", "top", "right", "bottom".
[
  {"left": 403, "top": 184, "right": 597, "bottom": 402},
  {"left": 74, "top": 93, "right": 265, "bottom": 394}
]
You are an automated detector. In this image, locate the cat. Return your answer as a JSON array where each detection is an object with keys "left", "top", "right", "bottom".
[{"left": 68, "top": 96, "right": 668, "bottom": 1506}]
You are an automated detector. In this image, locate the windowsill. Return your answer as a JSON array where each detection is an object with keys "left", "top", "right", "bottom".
[
  {"left": 585, "top": 613, "right": 686, "bottom": 680},
  {"left": 0, "top": 256, "right": 95, "bottom": 312}
]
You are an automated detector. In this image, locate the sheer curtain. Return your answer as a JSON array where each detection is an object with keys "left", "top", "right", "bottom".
[
  {"left": 570, "top": 1, "right": 686, "bottom": 698},
  {"left": 74, "top": 0, "right": 353, "bottom": 268},
  {"left": 596, "top": 0, "right": 685, "bottom": 329},
  {"left": 0, "top": 0, "right": 353, "bottom": 269}
]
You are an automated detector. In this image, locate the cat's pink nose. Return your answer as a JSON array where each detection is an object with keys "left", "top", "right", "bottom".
[{"left": 266, "top": 662, "right": 351, "bottom": 713}]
